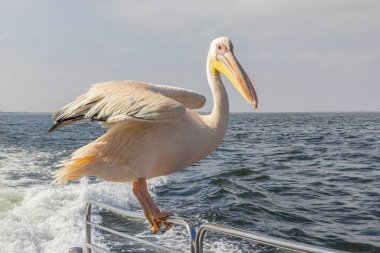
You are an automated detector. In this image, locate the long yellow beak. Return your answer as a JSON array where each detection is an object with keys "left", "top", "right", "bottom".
[{"left": 210, "top": 52, "right": 258, "bottom": 109}]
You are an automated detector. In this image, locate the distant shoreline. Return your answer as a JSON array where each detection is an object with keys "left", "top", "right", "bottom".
[{"left": 0, "top": 111, "right": 379, "bottom": 115}]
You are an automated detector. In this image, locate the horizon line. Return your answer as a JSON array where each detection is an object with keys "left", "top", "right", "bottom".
[{"left": 1, "top": 110, "right": 379, "bottom": 114}]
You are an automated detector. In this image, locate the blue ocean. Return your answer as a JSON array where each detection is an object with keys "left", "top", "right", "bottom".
[{"left": 0, "top": 112, "right": 379, "bottom": 252}]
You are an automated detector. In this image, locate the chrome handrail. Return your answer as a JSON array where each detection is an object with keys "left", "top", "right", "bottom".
[
  {"left": 81, "top": 200, "right": 347, "bottom": 253},
  {"left": 85, "top": 200, "right": 196, "bottom": 253},
  {"left": 196, "top": 223, "right": 345, "bottom": 253}
]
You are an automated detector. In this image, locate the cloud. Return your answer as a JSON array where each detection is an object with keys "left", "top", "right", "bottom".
[{"left": 0, "top": 0, "right": 379, "bottom": 112}]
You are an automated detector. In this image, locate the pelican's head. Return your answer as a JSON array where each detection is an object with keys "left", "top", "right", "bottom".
[{"left": 208, "top": 37, "right": 258, "bottom": 109}]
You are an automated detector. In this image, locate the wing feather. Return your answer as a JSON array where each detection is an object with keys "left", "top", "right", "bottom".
[{"left": 50, "top": 80, "right": 205, "bottom": 132}]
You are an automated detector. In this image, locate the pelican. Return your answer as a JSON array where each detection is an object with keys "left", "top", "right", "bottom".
[{"left": 50, "top": 37, "right": 258, "bottom": 233}]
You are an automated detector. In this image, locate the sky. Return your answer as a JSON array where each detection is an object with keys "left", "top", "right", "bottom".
[{"left": 0, "top": 0, "right": 379, "bottom": 112}]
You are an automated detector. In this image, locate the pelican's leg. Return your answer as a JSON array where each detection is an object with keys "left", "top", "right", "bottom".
[
  {"left": 132, "top": 181, "right": 155, "bottom": 227},
  {"left": 132, "top": 178, "right": 173, "bottom": 233}
]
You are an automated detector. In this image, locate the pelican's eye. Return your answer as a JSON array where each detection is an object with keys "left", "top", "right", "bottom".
[{"left": 216, "top": 44, "right": 226, "bottom": 56}]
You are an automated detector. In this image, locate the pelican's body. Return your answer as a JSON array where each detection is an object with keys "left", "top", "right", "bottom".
[
  {"left": 89, "top": 110, "right": 226, "bottom": 181},
  {"left": 51, "top": 37, "right": 258, "bottom": 233}
]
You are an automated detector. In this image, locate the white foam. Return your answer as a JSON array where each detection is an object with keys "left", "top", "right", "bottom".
[
  {"left": 0, "top": 177, "right": 171, "bottom": 253},
  {"left": 0, "top": 142, "right": 158, "bottom": 252},
  {"left": 0, "top": 145, "right": 242, "bottom": 253}
]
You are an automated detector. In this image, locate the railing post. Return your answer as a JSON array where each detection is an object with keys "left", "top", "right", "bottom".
[
  {"left": 84, "top": 202, "right": 92, "bottom": 253},
  {"left": 69, "top": 247, "right": 83, "bottom": 253},
  {"left": 181, "top": 219, "right": 197, "bottom": 253},
  {"left": 195, "top": 226, "right": 206, "bottom": 253}
]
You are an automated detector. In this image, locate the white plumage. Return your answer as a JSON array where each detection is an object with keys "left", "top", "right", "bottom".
[
  {"left": 50, "top": 81, "right": 206, "bottom": 132},
  {"left": 50, "top": 37, "right": 258, "bottom": 233}
]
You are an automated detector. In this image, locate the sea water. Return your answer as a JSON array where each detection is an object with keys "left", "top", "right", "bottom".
[{"left": 0, "top": 113, "right": 379, "bottom": 252}]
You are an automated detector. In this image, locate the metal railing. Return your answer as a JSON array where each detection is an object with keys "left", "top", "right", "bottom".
[
  {"left": 85, "top": 200, "right": 196, "bottom": 253},
  {"left": 77, "top": 200, "right": 346, "bottom": 253},
  {"left": 196, "top": 223, "right": 345, "bottom": 253}
]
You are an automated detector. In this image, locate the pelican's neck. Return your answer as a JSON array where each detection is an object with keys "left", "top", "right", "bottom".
[{"left": 204, "top": 59, "right": 229, "bottom": 137}]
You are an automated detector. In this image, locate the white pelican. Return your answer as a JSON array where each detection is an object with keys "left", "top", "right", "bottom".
[{"left": 50, "top": 37, "right": 258, "bottom": 233}]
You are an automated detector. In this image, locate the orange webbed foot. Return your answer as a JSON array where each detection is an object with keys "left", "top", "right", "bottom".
[{"left": 149, "top": 211, "right": 173, "bottom": 234}]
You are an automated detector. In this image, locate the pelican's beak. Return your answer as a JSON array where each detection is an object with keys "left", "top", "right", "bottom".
[{"left": 210, "top": 51, "right": 258, "bottom": 109}]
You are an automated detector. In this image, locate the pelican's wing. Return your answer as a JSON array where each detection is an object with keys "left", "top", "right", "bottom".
[
  {"left": 49, "top": 81, "right": 205, "bottom": 132},
  {"left": 140, "top": 82, "right": 206, "bottom": 109}
]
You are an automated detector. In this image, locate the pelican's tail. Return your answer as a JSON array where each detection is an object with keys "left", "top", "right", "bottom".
[{"left": 54, "top": 156, "right": 95, "bottom": 183}]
